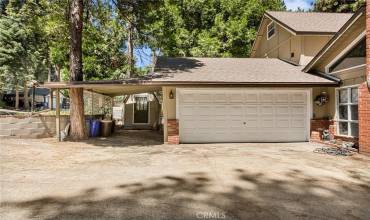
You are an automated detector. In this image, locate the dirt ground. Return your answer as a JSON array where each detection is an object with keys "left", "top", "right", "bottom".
[{"left": 1, "top": 130, "right": 370, "bottom": 220}]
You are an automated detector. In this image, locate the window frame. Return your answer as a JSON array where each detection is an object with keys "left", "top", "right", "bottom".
[
  {"left": 335, "top": 85, "right": 359, "bottom": 137},
  {"left": 267, "top": 22, "right": 276, "bottom": 40}
]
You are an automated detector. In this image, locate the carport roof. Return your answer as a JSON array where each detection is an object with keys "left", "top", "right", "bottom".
[{"left": 42, "top": 58, "right": 338, "bottom": 96}]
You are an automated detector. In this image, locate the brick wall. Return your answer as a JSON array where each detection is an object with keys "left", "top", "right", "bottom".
[
  {"left": 167, "top": 119, "right": 179, "bottom": 144},
  {"left": 310, "top": 119, "right": 359, "bottom": 147},
  {"left": 362, "top": 0, "right": 370, "bottom": 154},
  {"left": 310, "top": 119, "right": 333, "bottom": 141},
  {"left": 359, "top": 83, "right": 370, "bottom": 154}
]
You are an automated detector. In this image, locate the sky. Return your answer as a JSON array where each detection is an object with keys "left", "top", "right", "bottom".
[
  {"left": 135, "top": 0, "right": 314, "bottom": 68},
  {"left": 284, "top": 0, "right": 314, "bottom": 11}
]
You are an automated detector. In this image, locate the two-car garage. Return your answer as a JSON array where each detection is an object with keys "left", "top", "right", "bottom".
[{"left": 177, "top": 88, "right": 311, "bottom": 143}]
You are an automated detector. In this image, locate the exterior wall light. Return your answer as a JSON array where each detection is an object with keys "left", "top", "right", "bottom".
[
  {"left": 169, "top": 90, "right": 174, "bottom": 99},
  {"left": 314, "top": 91, "right": 329, "bottom": 106}
]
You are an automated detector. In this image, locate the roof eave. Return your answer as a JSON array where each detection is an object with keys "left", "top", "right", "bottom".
[
  {"left": 303, "top": 6, "right": 365, "bottom": 73},
  {"left": 41, "top": 80, "right": 339, "bottom": 89}
]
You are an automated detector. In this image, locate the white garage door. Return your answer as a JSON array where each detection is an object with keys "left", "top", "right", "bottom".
[{"left": 178, "top": 89, "right": 310, "bottom": 143}]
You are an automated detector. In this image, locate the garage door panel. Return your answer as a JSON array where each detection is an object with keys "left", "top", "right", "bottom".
[
  {"left": 260, "top": 93, "right": 274, "bottom": 103},
  {"left": 260, "top": 119, "right": 274, "bottom": 128},
  {"left": 228, "top": 93, "right": 243, "bottom": 102},
  {"left": 291, "top": 119, "right": 306, "bottom": 128},
  {"left": 260, "top": 106, "right": 274, "bottom": 114},
  {"left": 244, "top": 119, "right": 258, "bottom": 128},
  {"left": 275, "top": 106, "right": 290, "bottom": 115},
  {"left": 178, "top": 89, "right": 309, "bottom": 143},
  {"left": 276, "top": 118, "right": 290, "bottom": 128},
  {"left": 213, "top": 94, "right": 228, "bottom": 103},
  {"left": 291, "top": 93, "right": 306, "bottom": 103},
  {"left": 245, "top": 106, "right": 258, "bottom": 114},
  {"left": 245, "top": 93, "right": 258, "bottom": 103},
  {"left": 275, "top": 94, "right": 290, "bottom": 103},
  {"left": 291, "top": 106, "right": 306, "bottom": 115}
]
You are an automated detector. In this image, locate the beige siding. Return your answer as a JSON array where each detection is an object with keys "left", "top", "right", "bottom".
[
  {"left": 312, "top": 87, "right": 335, "bottom": 119},
  {"left": 312, "top": 15, "right": 365, "bottom": 72},
  {"left": 334, "top": 66, "right": 366, "bottom": 86},
  {"left": 253, "top": 18, "right": 331, "bottom": 65},
  {"left": 162, "top": 86, "right": 177, "bottom": 141},
  {"left": 312, "top": 67, "right": 365, "bottom": 121},
  {"left": 300, "top": 36, "right": 331, "bottom": 65}
]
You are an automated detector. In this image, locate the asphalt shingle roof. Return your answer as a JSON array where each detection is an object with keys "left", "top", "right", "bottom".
[
  {"left": 153, "top": 57, "right": 336, "bottom": 84},
  {"left": 266, "top": 11, "right": 353, "bottom": 34}
]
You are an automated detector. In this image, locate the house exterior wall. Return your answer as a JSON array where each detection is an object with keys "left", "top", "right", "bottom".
[
  {"left": 312, "top": 87, "right": 335, "bottom": 119},
  {"left": 162, "top": 86, "right": 177, "bottom": 143},
  {"left": 124, "top": 100, "right": 159, "bottom": 129},
  {"left": 308, "top": 10, "right": 368, "bottom": 153},
  {"left": 361, "top": 1, "right": 370, "bottom": 154},
  {"left": 253, "top": 17, "right": 331, "bottom": 66},
  {"left": 312, "top": 16, "right": 365, "bottom": 72}
]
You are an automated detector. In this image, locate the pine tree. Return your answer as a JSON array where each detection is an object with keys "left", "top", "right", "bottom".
[{"left": 313, "top": 0, "right": 365, "bottom": 12}]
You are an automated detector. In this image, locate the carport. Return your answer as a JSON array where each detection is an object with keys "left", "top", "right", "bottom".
[{"left": 42, "top": 79, "right": 163, "bottom": 142}]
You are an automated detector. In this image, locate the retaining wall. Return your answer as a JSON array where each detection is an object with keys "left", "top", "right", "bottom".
[{"left": 0, "top": 115, "right": 70, "bottom": 138}]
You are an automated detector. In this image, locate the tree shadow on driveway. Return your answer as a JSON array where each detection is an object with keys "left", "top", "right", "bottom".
[
  {"left": 70, "top": 130, "right": 164, "bottom": 148},
  {"left": 1, "top": 169, "right": 370, "bottom": 220}
]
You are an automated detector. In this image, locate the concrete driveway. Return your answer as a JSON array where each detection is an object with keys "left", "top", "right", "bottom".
[{"left": 1, "top": 130, "right": 370, "bottom": 220}]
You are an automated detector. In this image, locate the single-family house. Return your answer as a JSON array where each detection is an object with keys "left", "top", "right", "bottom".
[{"left": 43, "top": 5, "right": 370, "bottom": 154}]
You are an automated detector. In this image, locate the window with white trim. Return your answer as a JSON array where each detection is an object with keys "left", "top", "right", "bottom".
[
  {"left": 337, "top": 86, "right": 358, "bottom": 137},
  {"left": 267, "top": 22, "right": 276, "bottom": 40}
]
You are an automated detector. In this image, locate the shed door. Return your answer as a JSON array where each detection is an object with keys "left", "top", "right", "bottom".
[{"left": 178, "top": 89, "right": 309, "bottom": 143}]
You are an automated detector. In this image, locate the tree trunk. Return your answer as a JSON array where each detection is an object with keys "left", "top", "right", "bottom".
[
  {"left": 126, "top": 21, "right": 134, "bottom": 78},
  {"left": 69, "top": 0, "right": 86, "bottom": 140},
  {"left": 70, "top": 0, "right": 83, "bottom": 82},
  {"left": 48, "top": 66, "right": 53, "bottom": 110},
  {"left": 151, "top": 48, "right": 157, "bottom": 73},
  {"left": 24, "top": 82, "right": 29, "bottom": 110},
  {"left": 15, "top": 81, "right": 19, "bottom": 110},
  {"left": 69, "top": 88, "right": 86, "bottom": 139}
]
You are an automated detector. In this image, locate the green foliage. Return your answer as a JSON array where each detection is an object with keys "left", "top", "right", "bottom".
[
  {"left": 313, "top": 0, "right": 365, "bottom": 12},
  {"left": 82, "top": 1, "right": 128, "bottom": 80},
  {"left": 1, "top": 0, "right": 288, "bottom": 86},
  {"left": 0, "top": 0, "right": 48, "bottom": 91},
  {"left": 44, "top": 0, "right": 129, "bottom": 80},
  {"left": 144, "top": 0, "right": 285, "bottom": 58}
]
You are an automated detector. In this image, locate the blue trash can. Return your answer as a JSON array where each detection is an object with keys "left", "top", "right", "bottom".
[
  {"left": 90, "top": 120, "right": 101, "bottom": 137},
  {"left": 86, "top": 119, "right": 91, "bottom": 137}
]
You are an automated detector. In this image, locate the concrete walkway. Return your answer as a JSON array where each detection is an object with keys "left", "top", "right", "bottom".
[{"left": 1, "top": 130, "right": 370, "bottom": 220}]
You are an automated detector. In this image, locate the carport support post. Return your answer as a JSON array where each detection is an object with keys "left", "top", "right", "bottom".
[{"left": 56, "top": 89, "right": 61, "bottom": 141}]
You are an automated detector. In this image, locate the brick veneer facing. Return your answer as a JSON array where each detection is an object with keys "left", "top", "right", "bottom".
[
  {"left": 310, "top": 120, "right": 359, "bottom": 147},
  {"left": 310, "top": 119, "right": 333, "bottom": 142},
  {"left": 359, "top": 83, "right": 370, "bottom": 154},
  {"left": 167, "top": 119, "right": 179, "bottom": 144},
  {"left": 362, "top": 0, "right": 370, "bottom": 154}
]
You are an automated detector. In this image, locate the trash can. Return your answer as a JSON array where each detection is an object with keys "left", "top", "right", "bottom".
[
  {"left": 90, "top": 119, "right": 101, "bottom": 137},
  {"left": 85, "top": 119, "right": 91, "bottom": 137},
  {"left": 101, "top": 120, "right": 113, "bottom": 137}
]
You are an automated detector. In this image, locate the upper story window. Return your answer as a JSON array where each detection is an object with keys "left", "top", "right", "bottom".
[
  {"left": 267, "top": 22, "right": 276, "bottom": 40},
  {"left": 329, "top": 38, "right": 365, "bottom": 72}
]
